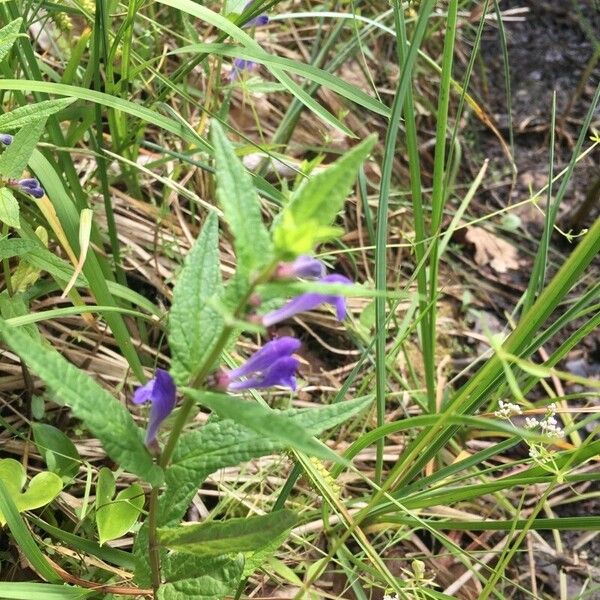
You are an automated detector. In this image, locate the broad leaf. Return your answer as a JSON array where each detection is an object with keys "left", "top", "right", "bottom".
[
  {"left": 169, "top": 212, "right": 223, "bottom": 385},
  {"left": 0, "top": 459, "right": 62, "bottom": 525},
  {"left": 158, "top": 555, "right": 244, "bottom": 600},
  {"left": 0, "top": 189, "right": 20, "bottom": 229},
  {"left": 0, "top": 18, "right": 22, "bottom": 64},
  {"left": 0, "top": 320, "right": 163, "bottom": 486},
  {"left": 0, "top": 291, "right": 40, "bottom": 342},
  {"left": 210, "top": 120, "right": 272, "bottom": 275},
  {"left": 159, "top": 396, "right": 370, "bottom": 525},
  {"left": 0, "top": 238, "right": 35, "bottom": 260},
  {"left": 185, "top": 390, "right": 346, "bottom": 465},
  {"left": 32, "top": 423, "right": 80, "bottom": 481},
  {"left": 0, "top": 119, "right": 47, "bottom": 179},
  {"left": 158, "top": 510, "right": 297, "bottom": 557},
  {"left": 95, "top": 468, "right": 144, "bottom": 545},
  {"left": 274, "top": 135, "right": 377, "bottom": 258},
  {"left": 0, "top": 99, "right": 74, "bottom": 131}
]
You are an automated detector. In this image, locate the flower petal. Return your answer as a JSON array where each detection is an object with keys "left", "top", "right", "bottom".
[
  {"left": 228, "top": 336, "right": 300, "bottom": 380},
  {"left": 228, "top": 356, "right": 299, "bottom": 391},
  {"left": 262, "top": 273, "right": 352, "bottom": 326}
]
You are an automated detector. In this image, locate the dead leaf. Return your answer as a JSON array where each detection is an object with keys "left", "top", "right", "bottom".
[{"left": 463, "top": 226, "right": 519, "bottom": 273}]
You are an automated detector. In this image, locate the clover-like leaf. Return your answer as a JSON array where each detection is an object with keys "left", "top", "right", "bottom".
[
  {"left": 0, "top": 458, "right": 62, "bottom": 525},
  {"left": 95, "top": 468, "right": 145, "bottom": 545}
]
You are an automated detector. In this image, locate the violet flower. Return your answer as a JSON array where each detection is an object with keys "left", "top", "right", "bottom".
[
  {"left": 0, "top": 134, "right": 13, "bottom": 146},
  {"left": 12, "top": 177, "right": 45, "bottom": 198},
  {"left": 132, "top": 369, "right": 177, "bottom": 444},
  {"left": 229, "top": 2, "right": 268, "bottom": 80},
  {"left": 226, "top": 337, "right": 300, "bottom": 391},
  {"left": 230, "top": 57, "right": 257, "bottom": 81},
  {"left": 275, "top": 256, "right": 327, "bottom": 280},
  {"left": 242, "top": 1, "right": 269, "bottom": 28},
  {"left": 262, "top": 274, "right": 352, "bottom": 327}
]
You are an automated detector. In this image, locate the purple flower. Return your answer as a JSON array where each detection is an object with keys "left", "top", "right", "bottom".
[
  {"left": 229, "top": 57, "right": 257, "bottom": 81},
  {"left": 226, "top": 337, "right": 300, "bottom": 391},
  {"left": 0, "top": 134, "right": 13, "bottom": 146},
  {"left": 242, "top": 1, "right": 269, "bottom": 28},
  {"left": 262, "top": 274, "right": 352, "bottom": 327},
  {"left": 132, "top": 369, "right": 177, "bottom": 444},
  {"left": 275, "top": 256, "right": 327, "bottom": 280},
  {"left": 11, "top": 177, "right": 45, "bottom": 198}
]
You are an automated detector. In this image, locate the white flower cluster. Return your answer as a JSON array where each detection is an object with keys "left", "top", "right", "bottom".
[
  {"left": 524, "top": 403, "right": 564, "bottom": 438},
  {"left": 384, "top": 596, "right": 399, "bottom": 600},
  {"left": 494, "top": 400, "right": 523, "bottom": 419}
]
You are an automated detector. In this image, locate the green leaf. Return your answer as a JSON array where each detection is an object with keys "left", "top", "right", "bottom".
[
  {"left": 95, "top": 468, "right": 144, "bottom": 545},
  {"left": 185, "top": 390, "right": 346, "bottom": 465},
  {"left": 32, "top": 423, "right": 80, "bottom": 481},
  {"left": 0, "top": 479, "right": 60, "bottom": 582},
  {"left": 0, "top": 291, "right": 40, "bottom": 342},
  {"left": 160, "top": 396, "right": 370, "bottom": 525},
  {"left": 0, "top": 19, "right": 22, "bottom": 64},
  {"left": 0, "top": 119, "right": 47, "bottom": 179},
  {"left": 158, "top": 555, "right": 244, "bottom": 600},
  {"left": 0, "top": 99, "right": 75, "bottom": 131},
  {"left": 0, "top": 582, "right": 92, "bottom": 599},
  {"left": 211, "top": 120, "right": 272, "bottom": 275},
  {"left": 0, "top": 238, "right": 35, "bottom": 260},
  {"left": 159, "top": 510, "right": 297, "bottom": 557},
  {"left": 274, "top": 135, "right": 377, "bottom": 258},
  {"left": 169, "top": 212, "right": 223, "bottom": 385},
  {"left": 0, "top": 459, "right": 62, "bottom": 524},
  {"left": 0, "top": 189, "right": 20, "bottom": 229},
  {"left": 0, "top": 319, "right": 163, "bottom": 486}
]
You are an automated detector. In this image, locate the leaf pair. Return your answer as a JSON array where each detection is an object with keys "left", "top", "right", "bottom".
[{"left": 0, "top": 459, "right": 62, "bottom": 526}]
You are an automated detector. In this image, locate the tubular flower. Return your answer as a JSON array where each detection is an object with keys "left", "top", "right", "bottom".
[
  {"left": 229, "top": 57, "right": 257, "bottom": 81},
  {"left": 275, "top": 255, "right": 327, "bottom": 280},
  {"left": 132, "top": 369, "right": 177, "bottom": 445},
  {"left": 242, "top": 1, "right": 269, "bottom": 27},
  {"left": 11, "top": 178, "right": 45, "bottom": 198},
  {"left": 262, "top": 274, "right": 352, "bottom": 327},
  {"left": 0, "top": 134, "right": 13, "bottom": 146},
  {"left": 226, "top": 337, "right": 300, "bottom": 392}
]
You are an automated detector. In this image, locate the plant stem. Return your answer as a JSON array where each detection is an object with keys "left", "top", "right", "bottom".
[{"left": 145, "top": 259, "right": 278, "bottom": 595}]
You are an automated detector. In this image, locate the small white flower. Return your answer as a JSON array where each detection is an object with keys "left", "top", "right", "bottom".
[
  {"left": 529, "top": 446, "right": 540, "bottom": 458},
  {"left": 495, "top": 400, "right": 522, "bottom": 419},
  {"left": 525, "top": 417, "right": 539, "bottom": 429}
]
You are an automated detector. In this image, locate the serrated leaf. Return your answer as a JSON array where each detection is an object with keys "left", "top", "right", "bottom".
[
  {"left": 158, "top": 555, "right": 244, "bottom": 600},
  {"left": 159, "top": 396, "right": 370, "bottom": 525},
  {"left": 0, "top": 99, "right": 74, "bottom": 132},
  {"left": 185, "top": 390, "right": 346, "bottom": 465},
  {"left": 0, "top": 319, "right": 163, "bottom": 486},
  {"left": 0, "top": 119, "right": 47, "bottom": 179},
  {"left": 169, "top": 212, "right": 223, "bottom": 385},
  {"left": 159, "top": 510, "right": 296, "bottom": 557},
  {"left": 210, "top": 120, "right": 272, "bottom": 275},
  {"left": 274, "top": 135, "right": 377, "bottom": 258},
  {"left": 0, "top": 238, "right": 35, "bottom": 260},
  {"left": 0, "top": 291, "right": 40, "bottom": 342},
  {"left": 0, "top": 189, "right": 20, "bottom": 229},
  {"left": 0, "top": 459, "right": 62, "bottom": 525},
  {"left": 0, "top": 19, "right": 22, "bottom": 64},
  {"left": 95, "top": 468, "right": 144, "bottom": 545},
  {"left": 32, "top": 423, "right": 80, "bottom": 481}
]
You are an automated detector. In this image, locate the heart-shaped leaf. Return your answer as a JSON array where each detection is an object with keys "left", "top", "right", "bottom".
[
  {"left": 0, "top": 458, "right": 62, "bottom": 525},
  {"left": 95, "top": 468, "right": 145, "bottom": 545}
]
